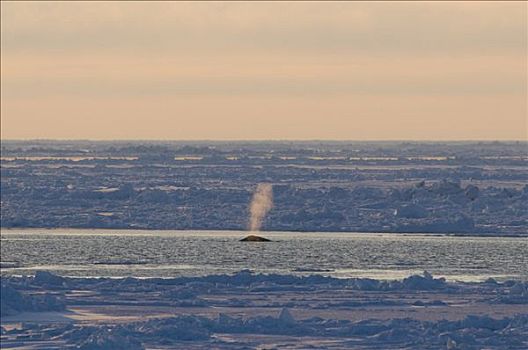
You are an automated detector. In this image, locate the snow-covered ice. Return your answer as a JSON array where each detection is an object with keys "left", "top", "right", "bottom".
[{"left": 1, "top": 270, "right": 527, "bottom": 349}]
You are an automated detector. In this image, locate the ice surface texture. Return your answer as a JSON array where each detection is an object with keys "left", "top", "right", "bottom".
[
  {"left": 1, "top": 270, "right": 527, "bottom": 348},
  {"left": 2, "top": 141, "right": 527, "bottom": 234}
]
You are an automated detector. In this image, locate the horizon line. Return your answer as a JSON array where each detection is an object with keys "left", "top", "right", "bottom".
[{"left": 1, "top": 138, "right": 527, "bottom": 143}]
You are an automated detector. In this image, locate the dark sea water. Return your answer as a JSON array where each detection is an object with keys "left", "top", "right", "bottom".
[{"left": 1, "top": 229, "right": 527, "bottom": 281}]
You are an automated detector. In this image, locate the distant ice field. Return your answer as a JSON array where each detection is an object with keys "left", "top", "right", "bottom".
[{"left": 1, "top": 229, "right": 527, "bottom": 282}]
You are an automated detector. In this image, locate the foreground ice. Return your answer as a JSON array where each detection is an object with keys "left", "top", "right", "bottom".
[{"left": 1, "top": 270, "right": 527, "bottom": 349}]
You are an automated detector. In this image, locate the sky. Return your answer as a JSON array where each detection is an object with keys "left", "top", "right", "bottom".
[{"left": 1, "top": 1, "right": 527, "bottom": 141}]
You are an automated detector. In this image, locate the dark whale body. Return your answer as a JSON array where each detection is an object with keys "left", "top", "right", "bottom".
[{"left": 240, "top": 235, "right": 271, "bottom": 242}]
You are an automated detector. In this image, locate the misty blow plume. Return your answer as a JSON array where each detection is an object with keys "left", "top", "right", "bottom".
[{"left": 248, "top": 183, "right": 273, "bottom": 231}]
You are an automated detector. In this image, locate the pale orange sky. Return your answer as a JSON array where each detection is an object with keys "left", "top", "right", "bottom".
[{"left": 1, "top": 1, "right": 527, "bottom": 140}]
